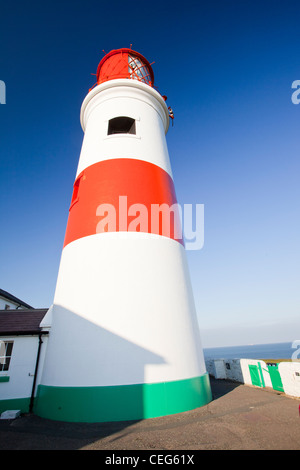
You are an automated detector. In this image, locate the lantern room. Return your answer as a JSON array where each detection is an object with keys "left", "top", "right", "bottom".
[{"left": 96, "top": 48, "right": 154, "bottom": 87}]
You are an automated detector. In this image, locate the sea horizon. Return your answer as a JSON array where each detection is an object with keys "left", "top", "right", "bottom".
[{"left": 203, "top": 340, "right": 298, "bottom": 360}]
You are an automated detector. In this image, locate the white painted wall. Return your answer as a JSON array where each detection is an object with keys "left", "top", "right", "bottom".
[
  {"left": 224, "top": 359, "right": 244, "bottom": 383},
  {"left": 240, "top": 359, "right": 272, "bottom": 387},
  {"left": 206, "top": 358, "right": 300, "bottom": 398},
  {"left": 206, "top": 358, "right": 272, "bottom": 388},
  {"left": 0, "top": 335, "right": 48, "bottom": 401},
  {"left": 206, "top": 359, "right": 227, "bottom": 379},
  {"left": 278, "top": 362, "right": 300, "bottom": 398}
]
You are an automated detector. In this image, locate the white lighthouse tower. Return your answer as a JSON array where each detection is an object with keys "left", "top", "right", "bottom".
[{"left": 35, "top": 48, "right": 212, "bottom": 422}]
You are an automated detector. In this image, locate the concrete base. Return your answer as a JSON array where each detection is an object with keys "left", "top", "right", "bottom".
[{"left": 0, "top": 410, "right": 21, "bottom": 420}]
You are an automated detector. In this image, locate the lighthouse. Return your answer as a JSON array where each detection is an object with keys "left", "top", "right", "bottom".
[{"left": 35, "top": 48, "right": 212, "bottom": 422}]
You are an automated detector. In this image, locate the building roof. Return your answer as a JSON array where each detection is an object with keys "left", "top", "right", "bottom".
[
  {"left": 0, "top": 288, "right": 33, "bottom": 309},
  {"left": 0, "top": 309, "right": 48, "bottom": 336}
]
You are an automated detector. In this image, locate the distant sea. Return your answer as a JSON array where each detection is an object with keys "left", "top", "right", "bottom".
[{"left": 203, "top": 341, "right": 297, "bottom": 360}]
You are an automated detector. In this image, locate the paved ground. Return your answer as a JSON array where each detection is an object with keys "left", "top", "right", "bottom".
[{"left": 0, "top": 377, "right": 300, "bottom": 450}]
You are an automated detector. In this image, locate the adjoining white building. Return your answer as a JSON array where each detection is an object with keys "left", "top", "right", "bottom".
[
  {"left": 0, "top": 296, "right": 49, "bottom": 415},
  {"left": 0, "top": 288, "right": 33, "bottom": 311}
]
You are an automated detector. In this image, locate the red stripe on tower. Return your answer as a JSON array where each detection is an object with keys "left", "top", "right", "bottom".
[{"left": 63, "top": 158, "right": 183, "bottom": 248}]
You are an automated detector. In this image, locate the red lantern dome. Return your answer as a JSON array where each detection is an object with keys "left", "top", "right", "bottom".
[{"left": 96, "top": 48, "right": 155, "bottom": 87}]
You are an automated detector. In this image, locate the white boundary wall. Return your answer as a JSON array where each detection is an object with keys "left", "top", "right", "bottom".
[
  {"left": 206, "top": 358, "right": 300, "bottom": 398},
  {"left": 206, "top": 359, "right": 226, "bottom": 379},
  {"left": 240, "top": 359, "right": 272, "bottom": 387},
  {"left": 278, "top": 362, "right": 300, "bottom": 398},
  {"left": 205, "top": 358, "right": 276, "bottom": 390}
]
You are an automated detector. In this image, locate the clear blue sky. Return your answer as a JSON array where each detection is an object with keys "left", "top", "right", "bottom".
[{"left": 1, "top": 0, "right": 299, "bottom": 347}]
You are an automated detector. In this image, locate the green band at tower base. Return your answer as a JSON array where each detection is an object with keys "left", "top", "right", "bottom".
[{"left": 34, "top": 373, "right": 212, "bottom": 423}]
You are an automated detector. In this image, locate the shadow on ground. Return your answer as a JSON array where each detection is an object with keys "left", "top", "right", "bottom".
[
  {"left": 209, "top": 376, "right": 241, "bottom": 400},
  {"left": 0, "top": 377, "right": 240, "bottom": 450},
  {"left": 0, "top": 413, "right": 143, "bottom": 450}
]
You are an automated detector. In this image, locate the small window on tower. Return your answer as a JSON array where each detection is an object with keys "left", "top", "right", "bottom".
[
  {"left": 69, "top": 174, "right": 83, "bottom": 210},
  {"left": 108, "top": 117, "right": 136, "bottom": 135}
]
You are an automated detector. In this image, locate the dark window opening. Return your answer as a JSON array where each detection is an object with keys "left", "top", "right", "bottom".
[
  {"left": 108, "top": 117, "right": 136, "bottom": 135},
  {"left": 69, "top": 174, "right": 83, "bottom": 210},
  {"left": 0, "top": 341, "right": 13, "bottom": 372},
  {"left": 72, "top": 179, "right": 80, "bottom": 203}
]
